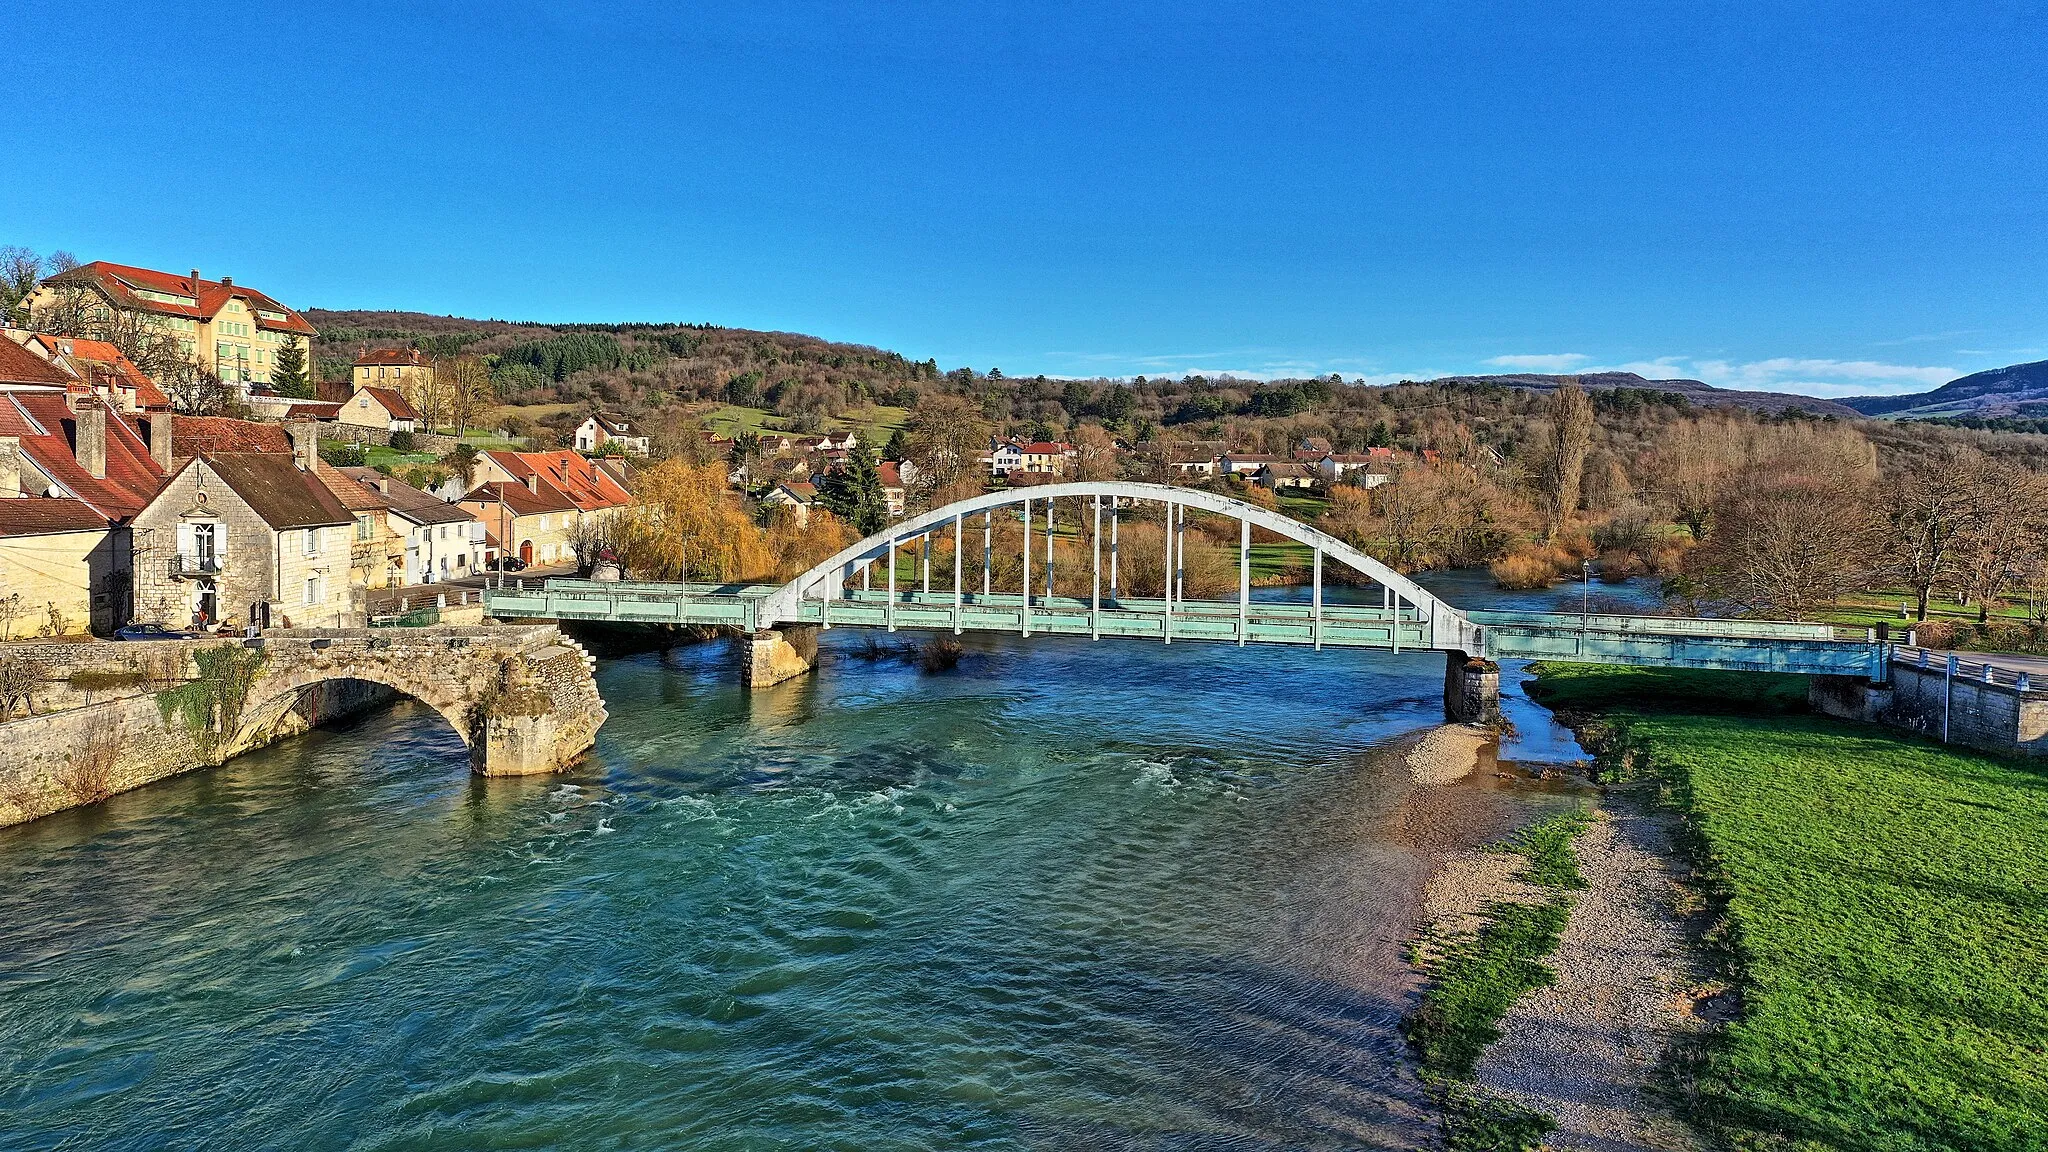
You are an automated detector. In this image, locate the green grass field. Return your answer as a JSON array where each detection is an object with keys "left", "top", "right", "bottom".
[
  {"left": 1528, "top": 663, "right": 2048, "bottom": 1151},
  {"left": 700, "top": 403, "right": 910, "bottom": 443}
]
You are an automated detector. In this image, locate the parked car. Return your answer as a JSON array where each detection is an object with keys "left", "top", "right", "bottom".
[
  {"left": 114, "top": 622, "right": 198, "bottom": 642},
  {"left": 495, "top": 557, "right": 527, "bottom": 573}
]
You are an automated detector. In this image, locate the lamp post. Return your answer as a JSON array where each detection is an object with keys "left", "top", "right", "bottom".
[{"left": 1582, "top": 559, "right": 1592, "bottom": 627}]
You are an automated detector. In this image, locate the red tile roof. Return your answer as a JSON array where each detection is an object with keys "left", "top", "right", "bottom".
[
  {"left": 170, "top": 416, "right": 290, "bottom": 459},
  {"left": 22, "top": 335, "right": 171, "bottom": 409},
  {"left": 0, "top": 393, "right": 166, "bottom": 521},
  {"left": 461, "top": 480, "right": 578, "bottom": 517},
  {"left": 482, "top": 450, "right": 632, "bottom": 513},
  {"left": 282, "top": 401, "right": 342, "bottom": 420},
  {"left": 877, "top": 461, "right": 904, "bottom": 489},
  {"left": 358, "top": 386, "right": 419, "bottom": 421},
  {"left": 0, "top": 497, "right": 110, "bottom": 537},
  {"left": 182, "top": 453, "right": 352, "bottom": 530},
  {"left": 353, "top": 347, "right": 431, "bottom": 367},
  {"left": 42, "top": 262, "right": 317, "bottom": 336},
  {"left": 0, "top": 338, "right": 72, "bottom": 386}
]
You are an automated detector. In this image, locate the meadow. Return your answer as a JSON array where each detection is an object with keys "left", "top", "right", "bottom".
[{"left": 1527, "top": 663, "right": 2048, "bottom": 1151}]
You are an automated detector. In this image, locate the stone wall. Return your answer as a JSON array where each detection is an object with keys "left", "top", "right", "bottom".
[
  {"left": 1809, "top": 665, "right": 2048, "bottom": 756},
  {"left": 0, "top": 677, "right": 391, "bottom": 827},
  {"left": 319, "top": 422, "right": 467, "bottom": 455}
]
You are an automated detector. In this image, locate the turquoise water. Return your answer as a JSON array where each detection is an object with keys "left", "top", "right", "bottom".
[{"left": 0, "top": 577, "right": 1657, "bottom": 1150}]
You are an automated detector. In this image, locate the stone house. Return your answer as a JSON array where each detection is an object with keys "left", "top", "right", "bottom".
[
  {"left": 129, "top": 433, "right": 360, "bottom": 630},
  {"left": 351, "top": 347, "right": 432, "bottom": 399},
  {"left": 1252, "top": 462, "right": 1320, "bottom": 490},
  {"left": 339, "top": 385, "right": 419, "bottom": 433}
]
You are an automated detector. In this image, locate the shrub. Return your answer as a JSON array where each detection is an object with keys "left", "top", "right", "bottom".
[
  {"left": 388, "top": 430, "right": 416, "bottom": 451},
  {"left": 1489, "top": 552, "right": 1558, "bottom": 590}
]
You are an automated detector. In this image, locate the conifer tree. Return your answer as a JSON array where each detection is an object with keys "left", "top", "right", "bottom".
[
  {"left": 820, "top": 443, "right": 889, "bottom": 536},
  {"left": 271, "top": 340, "right": 312, "bottom": 398}
]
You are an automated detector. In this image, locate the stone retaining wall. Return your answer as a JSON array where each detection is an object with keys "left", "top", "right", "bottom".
[{"left": 1810, "top": 665, "right": 2048, "bottom": 756}]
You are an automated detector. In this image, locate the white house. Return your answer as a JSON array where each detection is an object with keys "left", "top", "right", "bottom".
[
  {"left": 988, "top": 437, "right": 1077, "bottom": 477},
  {"left": 574, "top": 413, "right": 649, "bottom": 457}
]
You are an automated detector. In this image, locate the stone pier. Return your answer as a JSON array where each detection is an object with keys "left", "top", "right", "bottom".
[
  {"left": 1444, "top": 650, "right": 1501, "bottom": 725},
  {"left": 742, "top": 625, "right": 819, "bottom": 688}
]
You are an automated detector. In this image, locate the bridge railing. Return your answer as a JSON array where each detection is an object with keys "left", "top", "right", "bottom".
[
  {"left": 1892, "top": 646, "right": 2048, "bottom": 695},
  {"left": 1467, "top": 609, "right": 1858, "bottom": 641}
]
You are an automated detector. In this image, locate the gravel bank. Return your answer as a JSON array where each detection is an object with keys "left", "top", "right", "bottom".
[{"left": 1472, "top": 795, "right": 1708, "bottom": 1152}]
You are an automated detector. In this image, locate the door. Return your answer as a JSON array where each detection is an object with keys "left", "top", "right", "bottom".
[
  {"left": 195, "top": 581, "right": 218, "bottom": 627},
  {"left": 519, "top": 539, "right": 533, "bottom": 565}
]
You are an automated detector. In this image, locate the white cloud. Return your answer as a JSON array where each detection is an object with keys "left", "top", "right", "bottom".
[
  {"left": 1482, "top": 353, "right": 1590, "bottom": 371},
  {"left": 1599, "top": 356, "right": 1956, "bottom": 398}
]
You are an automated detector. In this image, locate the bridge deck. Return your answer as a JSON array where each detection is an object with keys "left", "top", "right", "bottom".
[{"left": 483, "top": 580, "right": 1883, "bottom": 676}]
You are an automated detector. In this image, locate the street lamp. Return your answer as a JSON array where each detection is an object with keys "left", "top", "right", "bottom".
[{"left": 1582, "top": 559, "right": 1592, "bottom": 626}]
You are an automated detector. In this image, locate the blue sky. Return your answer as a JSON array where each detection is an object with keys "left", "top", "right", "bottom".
[{"left": 7, "top": 3, "right": 2044, "bottom": 395}]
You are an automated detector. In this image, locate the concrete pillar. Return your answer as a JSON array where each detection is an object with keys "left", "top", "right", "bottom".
[
  {"left": 742, "top": 624, "right": 818, "bottom": 689},
  {"left": 1444, "top": 649, "right": 1501, "bottom": 724}
]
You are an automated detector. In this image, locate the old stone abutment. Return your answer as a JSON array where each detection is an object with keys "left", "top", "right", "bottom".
[{"left": 0, "top": 624, "right": 606, "bottom": 828}]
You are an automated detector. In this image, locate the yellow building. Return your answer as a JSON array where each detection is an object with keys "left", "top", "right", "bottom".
[
  {"left": 27, "top": 263, "right": 316, "bottom": 388},
  {"left": 352, "top": 347, "right": 433, "bottom": 399},
  {"left": 0, "top": 499, "right": 128, "bottom": 638}
]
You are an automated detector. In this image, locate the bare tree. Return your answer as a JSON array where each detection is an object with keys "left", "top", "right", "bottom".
[
  {"left": 1879, "top": 446, "right": 1986, "bottom": 621},
  {"left": 1954, "top": 459, "right": 2048, "bottom": 616},
  {"left": 442, "top": 354, "right": 494, "bottom": 437},
  {"left": 903, "top": 395, "right": 990, "bottom": 507},
  {"left": 29, "top": 282, "right": 197, "bottom": 385},
  {"left": 1538, "top": 383, "right": 1594, "bottom": 539},
  {"left": 163, "top": 367, "right": 237, "bottom": 416}
]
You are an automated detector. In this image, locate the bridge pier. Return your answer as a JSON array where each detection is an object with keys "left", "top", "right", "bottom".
[
  {"left": 742, "top": 624, "right": 818, "bottom": 689},
  {"left": 1444, "top": 650, "right": 1500, "bottom": 725}
]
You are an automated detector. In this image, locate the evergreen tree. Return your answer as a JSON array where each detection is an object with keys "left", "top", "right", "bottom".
[
  {"left": 1368, "top": 420, "right": 1393, "bottom": 448},
  {"left": 884, "top": 427, "right": 908, "bottom": 461},
  {"left": 820, "top": 443, "right": 889, "bottom": 536},
  {"left": 270, "top": 340, "right": 313, "bottom": 398}
]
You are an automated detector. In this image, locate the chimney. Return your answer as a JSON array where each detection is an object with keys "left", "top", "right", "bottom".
[
  {"left": 68, "top": 394, "right": 106, "bottom": 480},
  {"left": 375, "top": 477, "right": 391, "bottom": 495},
  {"left": 524, "top": 472, "right": 539, "bottom": 493},
  {"left": 141, "top": 412, "right": 174, "bottom": 471},
  {"left": 220, "top": 276, "right": 232, "bottom": 288},
  {"left": 190, "top": 269, "right": 201, "bottom": 290},
  {"left": 0, "top": 437, "right": 19, "bottom": 498},
  {"left": 285, "top": 419, "right": 318, "bottom": 472}
]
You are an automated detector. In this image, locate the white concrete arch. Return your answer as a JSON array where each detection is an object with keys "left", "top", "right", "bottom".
[{"left": 759, "top": 481, "right": 1483, "bottom": 653}]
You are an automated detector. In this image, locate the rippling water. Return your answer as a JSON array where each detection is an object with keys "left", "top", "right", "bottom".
[{"left": 0, "top": 577, "right": 1657, "bottom": 1150}]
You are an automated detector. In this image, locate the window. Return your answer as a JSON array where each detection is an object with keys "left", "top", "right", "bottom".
[
  {"left": 303, "top": 528, "right": 318, "bottom": 557},
  {"left": 302, "top": 575, "right": 321, "bottom": 605},
  {"left": 355, "top": 514, "right": 373, "bottom": 542}
]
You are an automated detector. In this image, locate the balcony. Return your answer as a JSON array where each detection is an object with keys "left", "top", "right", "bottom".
[{"left": 170, "top": 554, "right": 224, "bottom": 580}]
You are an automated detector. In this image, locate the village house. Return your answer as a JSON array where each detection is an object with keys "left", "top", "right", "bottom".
[
  {"left": 573, "top": 413, "right": 649, "bottom": 456},
  {"left": 337, "top": 467, "right": 484, "bottom": 585},
  {"left": 352, "top": 347, "right": 433, "bottom": 398},
  {"left": 761, "top": 480, "right": 818, "bottom": 526},
  {"left": 460, "top": 480, "right": 581, "bottom": 569},
  {"left": 1253, "top": 461, "right": 1321, "bottom": 490},
  {"left": 1218, "top": 451, "right": 1281, "bottom": 476},
  {"left": 128, "top": 431, "right": 358, "bottom": 631},
  {"left": 339, "top": 384, "right": 419, "bottom": 433},
  {"left": 1316, "top": 450, "right": 1397, "bottom": 487},
  {"left": 0, "top": 501, "right": 127, "bottom": 639},
  {"left": 989, "top": 437, "right": 1077, "bottom": 477},
  {"left": 1290, "top": 436, "right": 1334, "bottom": 461},
  {"left": 877, "top": 461, "right": 908, "bottom": 516},
  {"left": 9, "top": 332, "right": 172, "bottom": 414},
  {"left": 27, "top": 263, "right": 316, "bottom": 390},
  {"left": 0, "top": 366, "right": 171, "bottom": 634}
]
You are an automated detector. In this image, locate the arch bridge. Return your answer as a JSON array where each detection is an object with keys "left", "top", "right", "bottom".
[{"left": 483, "top": 481, "right": 1887, "bottom": 718}]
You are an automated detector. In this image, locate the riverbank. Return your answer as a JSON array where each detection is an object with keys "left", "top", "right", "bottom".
[{"left": 1518, "top": 663, "right": 2048, "bottom": 1150}]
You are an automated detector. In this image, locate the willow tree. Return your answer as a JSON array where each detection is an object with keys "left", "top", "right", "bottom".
[{"left": 620, "top": 459, "right": 773, "bottom": 581}]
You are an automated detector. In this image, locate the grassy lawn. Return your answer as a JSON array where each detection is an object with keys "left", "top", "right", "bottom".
[
  {"left": 701, "top": 403, "right": 911, "bottom": 443},
  {"left": 1528, "top": 663, "right": 2048, "bottom": 1150},
  {"left": 1273, "top": 488, "right": 1330, "bottom": 520},
  {"left": 1249, "top": 541, "right": 1314, "bottom": 580}
]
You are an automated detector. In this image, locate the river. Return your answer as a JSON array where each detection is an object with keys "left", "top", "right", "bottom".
[{"left": 0, "top": 575, "right": 1660, "bottom": 1151}]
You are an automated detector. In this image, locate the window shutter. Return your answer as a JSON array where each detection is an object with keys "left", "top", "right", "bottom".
[
  {"left": 216, "top": 521, "right": 227, "bottom": 557},
  {"left": 175, "top": 523, "right": 194, "bottom": 556}
]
